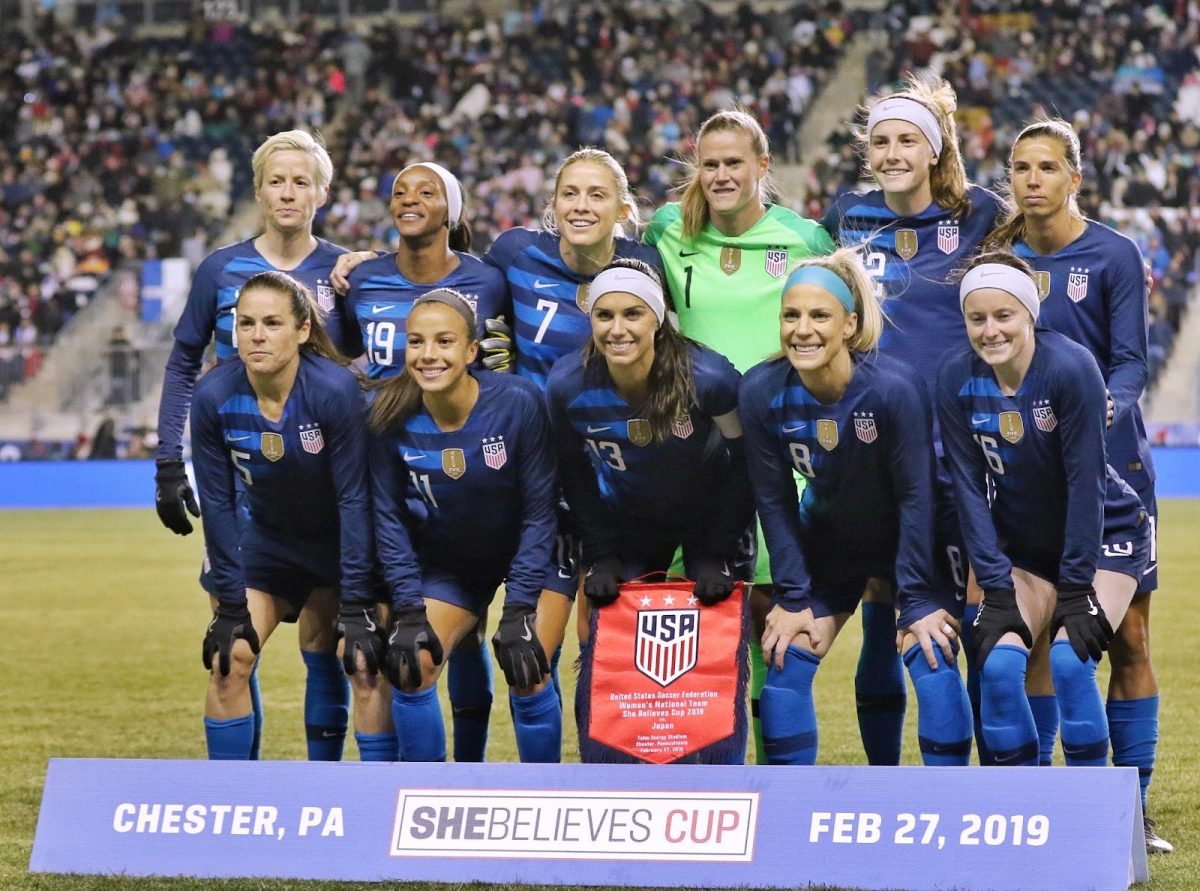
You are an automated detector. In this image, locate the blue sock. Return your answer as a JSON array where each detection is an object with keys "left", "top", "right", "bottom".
[
  {"left": 302, "top": 651, "right": 350, "bottom": 761},
  {"left": 855, "top": 602, "right": 906, "bottom": 765},
  {"left": 761, "top": 646, "right": 821, "bottom": 765},
  {"left": 904, "top": 644, "right": 973, "bottom": 766},
  {"left": 447, "top": 646, "right": 493, "bottom": 762},
  {"left": 354, "top": 730, "right": 400, "bottom": 762},
  {"left": 248, "top": 660, "right": 263, "bottom": 760},
  {"left": 960, "top": 603, "right": 992, "bottom": 765},
  {"left": 205, "top": 714, "right": 255, "bottom": 760},
  {"left": 980, "top": 644, "right": 1038, "bottom": 766},
  {"left": 392, "top": 687, "right": 446, "bottom": 762},
  {"left": 1028, "top": 694, "right": 1060, "bottom": 765},
  {"left": 550, "top": 645, "right": 563, "bottom": 706},
  {"left": 510, "top": 684, "right": 562, "bottom": 763},
  {"left": 1107, "top": 696, "right": 1158, "bottom": 808},
  {"left": 1050, "top": 640, "right": 1108, "bottom": 767}
]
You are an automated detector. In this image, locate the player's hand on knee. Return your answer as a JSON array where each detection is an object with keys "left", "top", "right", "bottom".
[
  {"left": 384, "top": 605, "right": 443, "bottom": 691},
  {"left": 155, "top": 458, "right": 200, "bottom": 535},
  {"left": 692, "top": 557, "right": 736, "bottom": 605},
  {"left": 480, "top": 315, "right": 514, "bottom": 373},
  {"left": 202, "top": 601, "right": 260, "bottom": 677},
  {"left": 1053, "top": 583, "right": 1113, "bottom": 662},
  {"left": 491, "top": 601, "right": 550, "bottom": 689},
  {"left": 902, "top": 609, "right": 959, "bottom": 669},
  {"left": 337, "top": 604, "right": 386, "bottom": 677},
  {"left": 583, "top": 555, "right": 623, "bottom": 606},
  {"left": 971, "top": 587, "right": 1031, "bottom": 671},
  {"left": 761, "top": 604, "right": 820, "bottom": 671}
]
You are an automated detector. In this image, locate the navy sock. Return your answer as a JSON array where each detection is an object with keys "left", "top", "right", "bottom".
[
  {"left": 761, "top": 646, "right": 821, "bottom": 765},
  {"left": 205, "top": 713, "right": 255, "bottom": 760},
  {"left": 904, "top": 644, "right": 973, "bottom": 766},
  {"left": 749, "top": 641, "right": 768, "bottom": 765},
  {"left": 1028, "top": 694, "right": 1060, "bottom": 765},
  {"left": 960, "top": 603, "right": 992, "bottom": 764},
  {"left": 1107, "top": 696, "right": 1158, "bottom": 807},
  {"left": 392, "top": 687, "right": 446, "bottom": 762},
  {"left": 448, "top": 646, "right": 493, "bottom": 762},
  {"left": 510, "top": 684, "right": 562, "bottom": 763},
  {"left": 354, "top": 730, "right": 400, "bottom": 762},
  {"left": 302, "top": 651, "right": 350, "bottom": 761},
  {"left": 248, "top": 660, "right": 263, "bottom": 760},
  {"left": 980, "top": 644, "right": 1038, "bottom": 766},
  {"left": 855, "top": 602, "right": 906, "bottom": 765},
  {"left": 1050, "top": 640, "right": 1108, "bottom": 767}
]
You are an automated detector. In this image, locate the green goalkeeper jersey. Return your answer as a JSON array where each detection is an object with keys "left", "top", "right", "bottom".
[{"left": 644, "top": 203, "right": 834, "bottom": 373}]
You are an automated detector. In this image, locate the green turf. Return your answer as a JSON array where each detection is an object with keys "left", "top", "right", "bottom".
[{"left": 2, "top": 503, "right": 1197, "bottom": 890}]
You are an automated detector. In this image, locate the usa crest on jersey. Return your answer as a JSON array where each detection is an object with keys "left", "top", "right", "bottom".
[
  {"left": 1067, "top": 267, "right": 1089, "bottom": 303},
  {"left": 1032, "top": 400, "right": 1057, "bottom": 433},
  {"left": 764, "top": 249, "right": 789, "bottom": 278},
  {"left": 937, "top": 221, "right": 959, "bottom": 254},
  {"left": 636, "top": 609, "right": 699, "bottom": 687},
  {"left": 299, "top": 423, "right": 324, "bottom": 454},
  {"left": 315, "top": 281, "right": 335, "bottom": 312},
  {"left": 482, "top": 435, "right": 507, "bottom": 470},
  {"left": 671, "top": 414, "right": 694, "bottom": 439},
  {"left": 853, "top": 412, "right": 877, "bottom": 444}
]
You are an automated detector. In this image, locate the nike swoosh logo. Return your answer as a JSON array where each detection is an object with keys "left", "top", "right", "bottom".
[
  {"left": 557, "top": 569, "right": 572, "bottom": 580},
  {"left": 372, "top": 304, "right": 396, "bottom": 314},
  {"left": 971, "top": 415, "right": 990, "bottom": 426},
  {"left": 782, "top": 423, "right": 805, "bottom": 433},
  {"left": 955, "top": 590, "right": 966, "bottom": 601},
  {"left": 586, "top": 425, "right": 611, "bottom": 433},
  {"left": 533, "top": 280, "right": 556, "bottom": 289},
  {"left": 679, "top": 249, "right": 700, "bottom": 257},
  {"left": 321, "top": 731, "right": 342, "bottom": 738},
  {"left": 520, "top": 618, "right": 534, "bottom": 641},
  {"left": 1086, "top": 597, "right": 1099, "bottom": 616},
  {"left": 720, "top": 563, "right": 731, "bottom": 578},
  {"left": 227, "top": 435, "right": 252, "bottom": 442},
  {"left": 403, "top": 452, "right": 423, "bottom": 462}
]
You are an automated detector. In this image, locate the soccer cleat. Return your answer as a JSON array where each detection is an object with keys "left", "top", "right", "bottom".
[{"left": 1144, "top": 815, "right": 1174, "bottom": 854}]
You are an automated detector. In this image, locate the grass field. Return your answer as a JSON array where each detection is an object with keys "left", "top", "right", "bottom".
[{"left": 2, "top": 503, "right": 1198, "bottom": 891}]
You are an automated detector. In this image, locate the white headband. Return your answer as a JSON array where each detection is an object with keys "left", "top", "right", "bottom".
[
  {"left": 585, "top": 267, "right": 666, "bottom": 327},
  {"left": 960, "top": 263, "right": 1041, "bottom": 321},
  {"left": 867, "top": 96, "right": 943, "bottom": 159},
  {"left": 399, "top": 161, "right": 463, "bottom": 225}
]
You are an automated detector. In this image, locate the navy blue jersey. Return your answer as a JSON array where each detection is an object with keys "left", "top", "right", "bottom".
[
  {"left": 739, "top": 352, "right": 943, "bottom": 623},
  {"left": 1013, "top": 221, "right": 1154, "bottom": 490},
  {"left": 190, "top": 353, "right": 372, "bottom": 605},
  {"left": 936, "top": 331, "right": 1145, "bottom": 591},
  {"left": 342, "top": 251, "right": 506, "bottom": 380},
  {"left": 545, "top": 343, "right": 752, "bottom": 564},
  {"left": 157, "top": 238, "right": 354, "bottom": 461},
  {"left": 370, "top": 371, "right": 557, "bottom": 609},
  {"left": 484, "top": 228, "right": 665, "bottom": 389},
  {"left": 822, "top": 186, "right": 1005, "bottom": 397}
]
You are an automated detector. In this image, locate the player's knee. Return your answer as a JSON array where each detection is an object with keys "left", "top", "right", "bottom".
[
  {"left": 209, "top": 648, "right": 256, "bottom": 689},
  {"left": 1109, "top": 614, "right": 1151, "bottom": 671}
]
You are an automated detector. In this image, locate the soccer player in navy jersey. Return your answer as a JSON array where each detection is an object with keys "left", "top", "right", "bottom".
[
  {"left": 936, "top": 252, "right": 1149, "bottom": 773},
  {"left": 988, "top": 120, "right": 1169, "bottom": 851},
  {"left": 155, "top": 130, "right": 357, "bottom": 761},
  {"left": 738, "top": 249, "right": 971, "bottom": 766},
  {"left": 822, "top": 76, "right": 1006, "bottom": 766},
  {"left": 191, "top": 272, "right": 374, "bottom": 761},
  {"left": 545, "top": 258, "right": 755, "bottom": 764},
  {"left": 336, "top": 161, "right": 507, "bottom": 762},
  {"left": 368, "top": 290, "right": 560, "bottom": 762}
]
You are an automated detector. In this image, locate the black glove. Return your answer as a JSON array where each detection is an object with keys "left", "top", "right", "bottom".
[
  {"left": 480, "top": 316, "right": 514, "bottom": 372},
  {"left": 1053, "top": 583, "right": 1113, "bottom": 662},
  {"left": 337, "top": 604, "right": 386, "bottom": 677},
  {"left": 692, "top": 558, "right": 736, "bottom": 606},
  {"left": 155, "top": 458, "right": 201, "bottom": 535},
  {"left": 492, "top": 601, "right": 550, "bottom": 689},
  {"left": 971, "top": 587, "right": 1032, "bottom": 671},
  {"left": 584, "top": 555, "right": 623, "bottom": 606},
  {"left": 202, "top": 602, "right": 260, "bottom": 677},
  {"left": 384, "top": 605, "right": 444, "bottom": 690}
]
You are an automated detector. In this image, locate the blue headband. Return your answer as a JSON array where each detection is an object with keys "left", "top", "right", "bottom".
[{"left": 782, "top": 265, "right": 857, "bottom": 313}]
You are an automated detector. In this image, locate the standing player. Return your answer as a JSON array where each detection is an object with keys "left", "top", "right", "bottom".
[
  {"left": 545, "top": 259, "right": 755, "bottom": 763},
  {"left": 154, "top": 130, "right": 356, "bottom": 761},
  {"left": 988, "top": 119, "right": 1169, "bottom": 851},
  {"left": 191, "top": 272, "right": 374, "bottom": 761},
  {"left": 739, "top": 250, "right": 971, "bottom": 766},
  {"left": 937, "top": 253, "right": 1149, "bottom": 771},
  {"left": 338, "top": 161, "right": 507, "bottom": 763},
  {"left": 822, "top": 76, "right": 1006, "bottom": 765},
  {"left": 369, "top": 290, "right": 560, "bottom": 762},
  {"left": 644, "top": 108, "right": 834, "bottom": 763}
]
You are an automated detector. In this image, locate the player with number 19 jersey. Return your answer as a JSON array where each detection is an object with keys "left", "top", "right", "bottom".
[{"left": 342, "top": 251, "right": 506, "bottom": 380}]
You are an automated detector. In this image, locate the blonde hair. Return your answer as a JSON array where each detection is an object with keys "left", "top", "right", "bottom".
[
  {"left": 985, "top": 117, "right": 1084, "bottom": 251},
  {"left": 785, "top": 247, "right": 885, "bottom": 352},
  {"left": 542, "top": 148, "right": 640, "bottom": 233},
  {"left": 856, "top": 74, "right": 970, "bottom": 218},
  {"left": 679, "top": 108, "right": 779, "bottom": 238},
  {"left": 251, "top": 129, "right": 333, "bottom": 192}
]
